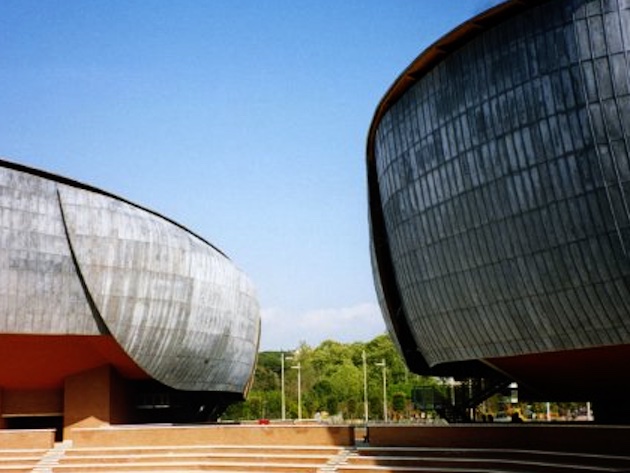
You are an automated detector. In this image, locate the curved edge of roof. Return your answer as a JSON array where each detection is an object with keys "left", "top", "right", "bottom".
[
  {"left": 0, "top": 157, "right": 229, "bottom": 259},
  {"left": 367, "top": 0, "right": 551, "bottom": 160}
]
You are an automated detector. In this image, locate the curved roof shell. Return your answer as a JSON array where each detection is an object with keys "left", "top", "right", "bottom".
[
  {"left": 366, "top": 0, "right": 630, "bottom": 403},
  {"left": 367, "top": 0, "right": 551, "bottom": 374},
  {"left": 0, "top": 158, "right": 260, "bottom": 394},
  {"left": 367, "top": 0, "right": 548, "bottom": 156}
]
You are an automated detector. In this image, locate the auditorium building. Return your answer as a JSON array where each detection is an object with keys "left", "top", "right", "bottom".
[
  {"left": 0, "top": 159, "right": 260, "bottom": 437},
  {"left": 368, "top": 0, "right": 630, "bottom": 422}
]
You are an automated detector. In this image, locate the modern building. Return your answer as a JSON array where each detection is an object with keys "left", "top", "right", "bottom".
[
  {"left": 0, "top": 159, "right": 260, "bottom": 436},
  {"left": 368, "top": 0, "right": 630, "bottom": 421}
]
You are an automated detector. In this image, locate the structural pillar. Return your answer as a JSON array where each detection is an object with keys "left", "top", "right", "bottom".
[
  {"left": 0, "top": 389, "right": 6, "bottom": 429},
  {"left": 63, "top": 365, "right": 130, "bottom": 438}
]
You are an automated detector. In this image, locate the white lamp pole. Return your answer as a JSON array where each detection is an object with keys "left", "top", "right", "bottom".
[
  {"left": 291, "top": 362, "right": 302, "bottom": 421},
  {"left": 375, "top": 359, "right": 387, "bottom": 422},
  {"left": 362, "top": 350, "right": 369, "bottom": 424},
  {"left": 281, "top": 353, "right": 286, "bottom": 421}
]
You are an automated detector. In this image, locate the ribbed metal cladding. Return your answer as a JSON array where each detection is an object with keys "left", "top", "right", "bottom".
[
  {"left": 0, "top": 161, "right": 260, "bottom": 394},
  {"left": 370, "top": 0, "right": 630, "bottom": 369}
]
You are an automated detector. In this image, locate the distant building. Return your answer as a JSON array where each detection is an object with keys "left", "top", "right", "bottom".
[
  {"left": 0, "top": 159, "right": 260, "bottom": 436},
  {"left": 368, "top": 0, "right": 630, "bottom": 422}
]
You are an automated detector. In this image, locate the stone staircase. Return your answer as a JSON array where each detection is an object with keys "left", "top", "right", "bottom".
[
  {"left": 14, "top": 442, "right": 630, "bottom": 473},
  {"left": 337, "top": 446, "right": 630, "bottom": 472},
  {"left": 40, "top": 444, "right": 346, "bottom": 472},
  {"left": 0, "top": 447, "right": 50, "bottom": 472},
  {"left": 1, "top": 424, "right": 630, "bottom": 472}
]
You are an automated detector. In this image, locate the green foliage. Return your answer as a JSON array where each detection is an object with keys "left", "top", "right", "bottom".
[
  {"left": 221, "top": 333, "right": 440, "bottom": 422},
  {"left": 392, "top": 392, "right": 406, "bottom": 414}
]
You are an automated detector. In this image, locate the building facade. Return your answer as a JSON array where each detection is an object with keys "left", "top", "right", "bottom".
[
  {"left": 368, "top": 0, "right": 630, "bottom": 418},
  {"left": 0, "top": 159, "right": 260, "bottom": 434}
]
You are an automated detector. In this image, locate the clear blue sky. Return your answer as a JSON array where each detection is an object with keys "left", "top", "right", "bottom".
[{"left": 0, "top": 1, "right": 500, "bottom": 351}]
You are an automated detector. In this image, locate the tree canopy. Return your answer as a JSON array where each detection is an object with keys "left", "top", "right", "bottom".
[{"left": 222, "top": 334, "right": 442, "bottom": 422}]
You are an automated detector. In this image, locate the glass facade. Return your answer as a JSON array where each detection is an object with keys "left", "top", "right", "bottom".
[{"left": 371, "top": 0, "right": 630, "bottom": 368}]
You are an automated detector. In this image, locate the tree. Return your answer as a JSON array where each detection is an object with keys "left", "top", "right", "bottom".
[
  {"left": 222, "top": 333, "right": 439, "bottom": 422},
  {"left": 392, "top": 392, "right": 406, "bottom": 419},
  {"left": 328, "top": 361, "right": 362, "bottom": 418}
]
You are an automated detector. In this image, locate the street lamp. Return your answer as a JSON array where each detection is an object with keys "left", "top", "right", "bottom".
[
  {"left": 375, "top": 358, "right": 387, "bottom": 422},
  {"left": 281, "top": 353, "right": 288, "bottom": 421},
  {"left": 362, "top": 350, "right": 369, "bottom": 424},
  {"left": 291, "top": 362, "right": 302, "bottom": 421}
]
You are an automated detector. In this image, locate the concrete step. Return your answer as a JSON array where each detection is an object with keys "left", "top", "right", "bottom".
[
  {"left": 0, "top": 466, "right": 39, "bottom": 473},
  {"left": 51, "top": 443, "right": 345, "bottom": 472},
  {"left": 0, "top": 456, "right": 44, "bottom": 462},
  {"left": 0, "top": 449, "right": 47, "bottom": 472},
  {"left": 58, "top": 452, "right": 334, "bottom": 465},
  {"left": 340, "top": 447, "right": 630, "bottom": 473},
  {"left": 343, "top": 456, "right": 615, "bottom": 473},
  {"left": 354, "top": 447, "right": 630, "bottom": 470},
  {"left": 64, "top": 445, "right": 342, "bottom": 456},
  {"left": 0, "top": 450, "right": 47, "bottom": 458},
  {"left": 50, "top": 471, "right": 307, "bottom": 473},
  {"left": 49, "top": 460, "right": 325, "bottom": 472}
]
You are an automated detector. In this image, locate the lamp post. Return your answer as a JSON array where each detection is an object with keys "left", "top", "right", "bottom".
[
  {"left": 375, "top": 359, "right": 387, "bottom": 422},
  {"left": 281, "top": 353, "right": 287, "bottom": 421},
  {"left": 362, "top": 350, "right": 369, "bottom": 424},
  {"left": 291, "top": 362, "right": 302, "bottom": 421}
]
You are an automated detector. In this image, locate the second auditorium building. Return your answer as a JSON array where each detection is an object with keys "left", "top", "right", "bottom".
[{"left": 368, "top": 0, "right": 630, "bottom": 420}]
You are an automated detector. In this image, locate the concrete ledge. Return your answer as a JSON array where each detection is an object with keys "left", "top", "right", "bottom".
[
  {"left": 68, "top": 424, "right": 355, "bottom": 448},
  {"left": 367, "top": 425, "right": 630, "bottom": 456},
  {"left": 45, "top": 460, "right": 324, "bottom": 472},
  {"left": 0, "top": 429, "right": 55, "bottom": 449}
]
